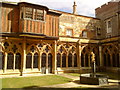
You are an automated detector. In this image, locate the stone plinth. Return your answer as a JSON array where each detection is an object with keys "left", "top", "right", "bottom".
[{"left": 80, "top": 74, "right": 109, "bottom": 85}]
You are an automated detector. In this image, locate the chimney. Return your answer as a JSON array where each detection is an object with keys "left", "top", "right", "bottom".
[{"left": 73, "top": 1, "right": 77, "bottom": 14}]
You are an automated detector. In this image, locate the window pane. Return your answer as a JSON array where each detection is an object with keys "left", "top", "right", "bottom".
[
  {"left": 36, "top": 9, "right": 44, "bottom": 20},
  {"left": 25, "top": 7, "right": 33, "bottom": 19},
  {"left": 82, "top": 31, "right": 87, "bottom": 38},
  {"left": 66, "top": 29, "right": 72, "bottom": 36}
]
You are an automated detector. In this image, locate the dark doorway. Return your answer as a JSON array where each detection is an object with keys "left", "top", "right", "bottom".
[
  {"left": 41, "top": 53, "right": 46, "bottom": 74},
  {"left": 48, "top": 53, "right": 52, "bottom": 73}
]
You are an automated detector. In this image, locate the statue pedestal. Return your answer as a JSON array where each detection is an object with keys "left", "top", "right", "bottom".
[{"left": 80, "top": 73, "right": 109, "bottom": 85}]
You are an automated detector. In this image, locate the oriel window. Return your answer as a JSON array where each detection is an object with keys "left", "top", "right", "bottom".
[{"left": 23, "top": 7, "right": 44, "bottom": 21}]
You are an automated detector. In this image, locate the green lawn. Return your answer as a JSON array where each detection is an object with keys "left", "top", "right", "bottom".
[
  {"left": 1, "top": 75, "right": 72, "bottom": 88},
  {"left": 66, "top": 73, "right": 80, "bottom": 77}
]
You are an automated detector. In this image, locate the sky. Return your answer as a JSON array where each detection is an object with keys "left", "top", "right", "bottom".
[{"left": 2, "top": 0, "right": 114, "bottom": 17}]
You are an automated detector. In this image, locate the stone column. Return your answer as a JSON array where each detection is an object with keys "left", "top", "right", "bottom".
[
  {"left": 46, "top": 53, "right": 48, "bottom": 74},
  {"left": 52, "top": 40, "right": 57, "bottom": 74},
  {"left": 38, "top": 53, "right": 41, "bottom": 71},
  {"left": 31, "top": 53, "right": 34, "bottom": 70},
  {"left": 21, "top": 37, "right": 26, "bottom": 76},
  {"left": 60, "top": 54, "right": 62, "bottom": 68},
  {"left": 3, "top": 52, "right": 7, "bottom": 73},
  {"left": 13, "top": 53, "right": 16, "bottom": 71},
  {"left": 78, "top": 43, "right": 82, "bottom": 68},
  {"left": 66, "top": 53, "right": 68, "bottom": 68},
  {"left": 99, "top": 45, "right": 103, "bottom": 67}
]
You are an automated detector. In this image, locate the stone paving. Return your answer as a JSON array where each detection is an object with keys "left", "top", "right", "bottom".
[{"left": 41, "top": 74, "right": 120, "bottom": 89}]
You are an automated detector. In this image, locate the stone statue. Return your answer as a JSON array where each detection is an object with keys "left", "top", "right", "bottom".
[{"left": 91, "top": 52, "right": 96, "bottom": 77}]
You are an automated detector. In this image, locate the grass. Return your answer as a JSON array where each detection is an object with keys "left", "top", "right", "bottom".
[
  {"left": 66, "top": 73, "right": 80, "bottom": 77},
  {"left": 1, "top": 75, "right": 72, "bottom": 88}
]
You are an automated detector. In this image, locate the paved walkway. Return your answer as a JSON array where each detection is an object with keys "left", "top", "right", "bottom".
[{"left": 41, "top": 74, "right": 120, "bottom": 89}]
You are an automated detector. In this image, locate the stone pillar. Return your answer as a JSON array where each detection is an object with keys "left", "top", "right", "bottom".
[
  {"left": 38, "top": 53, "right": 41, "bottom": 71},
  {"left": 77, "top": 42, "right": 81, "bottom": 73},
  {"left": 13, "top": 53, "right": 16, "bottom": 71},
  {"left": 21, "top": 37, "right": 26, "bottom": 76},
  {"left": 3, "top": 52, "right": 7, "bottom": 73},
  {"left": 60, "top": 54, "right": 62, "bottom": 68},
  {"left": 46, "top": 53, "right": 48, "bottom": 74},
  {"left": 78, "top": 43, "right": 82, "bottom": 68},
  {"left": 52, "top": 40, "right": 57, "bottom": 74},
  {"left": 31, "top": 53, "right": 34, "bottom": 70},
  {"left": 99, "top": 45, "right": 103, "bottom": 67}
]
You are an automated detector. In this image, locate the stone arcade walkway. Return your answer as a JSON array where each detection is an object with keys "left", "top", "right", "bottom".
[{"left": 41, "top": 74, "right": 120, "bottom": 89}]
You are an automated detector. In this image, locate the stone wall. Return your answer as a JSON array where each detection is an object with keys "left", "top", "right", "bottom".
[
  {"left": 59, "top": 13, "right": 100, "bottom": 39},
  {"left": 95, "top": 1, "right": 120, "bottom": 39}
]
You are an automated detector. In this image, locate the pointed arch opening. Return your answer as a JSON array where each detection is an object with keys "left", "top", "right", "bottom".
[
  {"left": 33, "top": 53, "right": 39, "bottom": 68},
  {"left": 62, "top": 53, "right": 66, "bottom": 67},
  {"left": 15, "top": 53, "right": 21, "bottom": 69},
  {"left": 7, "top": 53, "right": 14, "bottom": 69},
  {"left": 26, "top": 53, "right": 32, "bottom": 68},
  {"left": 85, "top": 54, "right": 89, "bottom": 67},
  {"left": 41, "top": 53, "right": 46, "bottom": 74},
  {"left": 0, "top": 52, "right": 4, "bottom": 70},
  {"left": 74, "top": 53, "right": 77, "bottom": 67},
  {"left": 57, "top": 53, "right": 61, "bottom": 67},
  {"left": 68, "top": 53, "right": 72, "bottom": 67},
  {"left": 48, "top": 53, "right": 52, "bottom": 73},
  {"left": 81, "top": 53, "right": 84, "bottom": 67}
]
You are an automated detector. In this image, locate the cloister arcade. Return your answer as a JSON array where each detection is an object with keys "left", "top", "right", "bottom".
[{"left": 0, "top": 39, "right": 119, "bottom": 75}]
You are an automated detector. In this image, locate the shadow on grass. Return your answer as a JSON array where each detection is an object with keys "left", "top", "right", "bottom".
[{"left": 22, "top": 86, "right": 109, "bottom": 90}]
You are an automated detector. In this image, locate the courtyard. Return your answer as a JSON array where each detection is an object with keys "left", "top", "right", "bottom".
[{"left": 1, "top": 72, "right": 119, "bottom": 89}]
